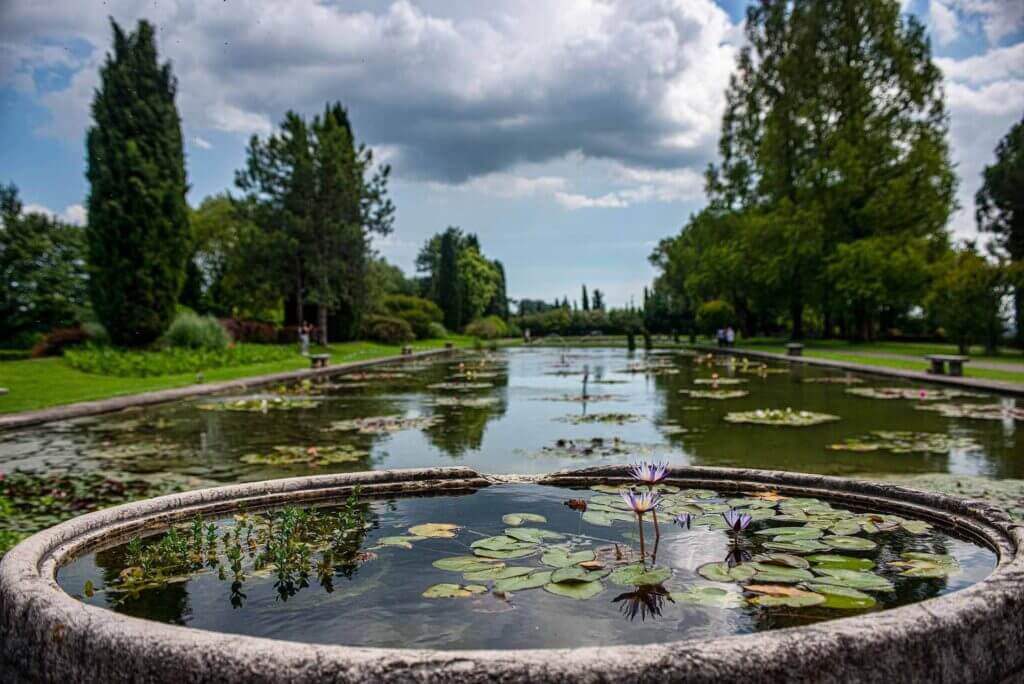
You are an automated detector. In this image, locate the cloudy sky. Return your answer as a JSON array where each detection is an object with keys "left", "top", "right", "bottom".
[{"left": 1, "top": 0, "right": 1022, "bottom": 307}]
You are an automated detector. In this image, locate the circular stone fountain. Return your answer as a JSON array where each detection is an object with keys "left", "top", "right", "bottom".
[{"left": 1, "top": 465, "right": 1021, "bottom": 683}]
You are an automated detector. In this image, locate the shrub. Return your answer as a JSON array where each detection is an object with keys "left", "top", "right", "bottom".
[
  {"left": 63, "top": 344, "right": 294, "bottom": 377},
  {"left": 0, "top": 331, "right": 43, "bottom": 351},
  {"left": 381, "top": 295, "right": 443, "bottom": 339},
  {"left": 221, "top": 318, "right": 279, "bottom": 344},
  {"left": 163, "top": 312, "right": 229, "bottom": 351},
  {"left": 427, "top": 322, "right": 448, "bottom": 339},
  {"left": 465, "top": 315, "right": 508, "bottom": 340},
  {"left": 31, "top": 326, "right": 93, "bottom": 358},
  {"left": 362, "top": 315, "right": 414, "bottom": 345},
  {"left": 695, "top": 300, "right": 736, "bottom": 336}
]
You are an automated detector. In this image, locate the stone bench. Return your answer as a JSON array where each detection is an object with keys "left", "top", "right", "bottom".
[
  {"left": 926, "top": 354, "right": 969, "bottom": 377},
  {"left": 401, "top": 345, "right": 413, "bottom": 356},
  {"left": 786, "top": 343, "right": 804, "bottom": 357},
  {"left": 309, "top": 354, "right": 331, "bottom": 369}
]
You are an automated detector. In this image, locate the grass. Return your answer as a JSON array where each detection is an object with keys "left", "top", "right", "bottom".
[
  {"left": 736, "top": 337, "right": 1024, "bottom": 365},
  {"left": 0, "top": 337, "right": 474, "bottom": 414}
]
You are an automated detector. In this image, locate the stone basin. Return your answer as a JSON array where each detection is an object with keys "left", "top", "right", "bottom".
[{"left": 1, "top": 465, "right": 1022, "bottom": 683}]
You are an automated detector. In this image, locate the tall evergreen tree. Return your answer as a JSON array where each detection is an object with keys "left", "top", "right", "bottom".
[
  {"left": 581, "top": 284, "right": 590, "bottom": 311},
  {"left": 592, "top": 289, "right": 604, "bottom": 311},
  {"left": 976, "top": 115, "right": 1024, "bottom": 346},
  {"left": 438, "top": 228, "right": 462, "bottom": 330},
  {"left": 86, "top": 19, "right": 189, "bottom": 346}
]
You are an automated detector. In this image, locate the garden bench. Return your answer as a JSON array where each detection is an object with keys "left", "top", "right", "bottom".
[
  {"left": 401, "top": 345, "right": 413, "bottom": 356},
  {"left": 926, "top": 354, "right": 969, "bottom": 377},
  {"left": 786, "top": 343, "right": 804, "bottom": 357},
  {"left": 309, "top": 354, "right": 331, "bottom": 369},
  {"left": 0, "top": 388, "right": 7, "bottom": 396}
]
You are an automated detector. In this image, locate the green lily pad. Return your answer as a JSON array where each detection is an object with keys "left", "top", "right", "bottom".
[
  {"left": 805, "top": 554, "right": 875, "bottom": 571},
  {"left": 828, "top": 521, "right": 863, "bottom": 536},
  {"left": 670, "top": 586, "right": 747, "bottom": 608},
  {"left": 551, "top": 565, "right": 611, "bottom": 584},
  {"left": 378, "top": 535, "right": 426, "bottom": 549},
  {"left": 724, "top": 408, "right": 839, "bottom": 427},
  {"left": 890, "top": 552, "right": 961, "bottom": 578},
  {"left": 811, "top": 568, "right": 894, "bottom": 592},
  {"left": 432, "top": 556, "right": 500, "bottom": 572},
  {"left": 763, "top": 539, "right": 831, "bottom": 553},
  {"left": 755, "top": 527, "right": 824, "bottom": 540},
  {"left": 502, "top": 513, "right": 547, "bottom": 526},
  {"left": 822, "top": 535, "right": 877, "bottom": 551},
  {"left": 749, "top": 592, "right": 826, "bottom": 607},
  {"left": 408, "top": 523, "right": 460, "bottom": 538},
  {"left": 901, "top": 520, "right": 932, "bottom": 535},
  {"left": 470, "top": 535, "right": 535, "bottom": 552},
  {"left": 752, "top": 553, "right": 809, "bottom": 569},
  {"left": 750, "top": 563, "right": 814, "bottom": 583},
  {"left": 805, "top": 583, "right": 877, "bottom": 609},
  {"left": 697, "top": 562, "right": 756, "bottom": 582},
  {"left": 463, "top": 566, "right": 534, "bottom": 581},
  {"left": 541, "top": 548, "right": 596, "bottom": 568},
  {"left": 473, "top": 547, "right": 538, "bottom": 560},
  {"left": 609, "top": 564, "right": 671, "bottom": 586},
  {"left": 422, "top": 583, "right": 488, "bottom": 598},
  {"left": 494, "top": 571, "right": 553, "bottom": 592},
  {"left": 590, "top": 484, "right": 626, "bottom": 494},
  {"left": 544, "top": 580, "right": 605, "bottom": 599},
  {"left": 505, "top": 527, "right": 564, "bottom": 543}
]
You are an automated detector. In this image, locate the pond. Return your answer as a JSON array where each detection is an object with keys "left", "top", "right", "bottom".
[
  {"left": 1, "top": 347, "right": 1022, "bottom": 552},
  {"left": 56, "top": 482, "right": 995, "bottom": 649}
]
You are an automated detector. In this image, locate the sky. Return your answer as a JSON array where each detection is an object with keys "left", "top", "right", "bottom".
[{"left": 1, "top": 0, "right": 1022, "bottom": 308}]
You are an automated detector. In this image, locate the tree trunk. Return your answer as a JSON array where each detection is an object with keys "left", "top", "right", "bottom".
[
  {"left": 1016, "top": 286, "right": 1023, "bottom": 351},
  {"left": 318, "top": 304, "right": 328, "bottom": 346},
  {"left": 295, "top": 270, "right": 304, "bottom": 330}
]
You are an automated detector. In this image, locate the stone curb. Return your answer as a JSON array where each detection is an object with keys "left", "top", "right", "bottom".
[
  {"left": 0, "top": 347, "right": 457, "bottom": 432},
  {"left": 693, "top": 344, "right": 1024, "bottom": 397},
  {"left": 2, "top": 465, "right": 1022, "bottom": 683}
]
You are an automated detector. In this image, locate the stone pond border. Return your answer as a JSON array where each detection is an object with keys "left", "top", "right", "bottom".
[
  {"left": 692, "top": 344, "right": 1024, "bottom": 397},
  {"left": 1, "top": 464, "right": 1021, "bottom": 683},
  {"left": 0, "top": 347, "right": 457, "bottom": 432}
]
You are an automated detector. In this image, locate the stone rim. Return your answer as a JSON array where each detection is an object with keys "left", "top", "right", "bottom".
[{"left": 1, "top": 464, "right": 1022, "bottom": 683}]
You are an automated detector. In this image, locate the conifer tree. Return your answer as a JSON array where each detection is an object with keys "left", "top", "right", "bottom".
[
  {"left": 582, "top": 284, "right": 590, "bottom": 311},
  {"left": 439, "top": 229, "right": 462, "bottom": 330},
  {"left": 86, "top": 19, "right": 189, "bottom": 346}
]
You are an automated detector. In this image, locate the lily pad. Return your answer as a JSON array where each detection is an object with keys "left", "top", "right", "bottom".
[
  {"left": 698, "top": 562, "right": 756, "bottom": 582},
  {"left": 432, "top": 556, "right": 499, "bottom": 572},
  {"left": 846, "top": 387, "right": 974, "bottom": 401},
  {"left": 377, "top": 535, "right": 426, "bottom": 549},
  {"left": 670, "top": 586, "right": 747, "bottom": 608},
  {"left": 504, "top": 527, "right": 564, "bottom": 543},
  {"left": 693, "top": 378, "right": 748, "bottom": 386},
  {"left": 541, "top": 548, "right": 596, "bottom": 568},
  {"left": 608, "top": 564, "right": 671, "bottom": 586},
  {"left": 724, "top": 408, "right": 840, "bottom": 427},
  {"left": 463, "top": 566, "right": 534, "bottom": 581},
  {"left": 473, "top": 547, "right": 538, "bottom": 560},
  {"left": 805, "top": 554, "right": 875, "bottom": 571},
  {"left": 889, "top": 552, "right": 961, "bottom": 578},
  {"left": 805, "top": 583, "right": 877, "bottom": 609},
  {"left": 752, "top": 553, "right": 810, "bottom": 569},
  {"left": 755, "top": 526, "right": 824, "bottom": 540},
  {"left": 551, "top": 565, "right": 611, "bottom": 584},
  {"left": 544, "top": 580, "right": 605, "bottom": 600},
  {"left": 746, "top": 585, "right": 826, "bottom": 607},
  {"left": 811, "top": 568, "right": 894, "bottom": 592},
  {"left": 239, "top": 445, "right": 368, "bottom": 466},
  {"left": 422, "top": 583, "right": 488, "bottom": 598},
  {"left": 427, "top": 382, "right": 494, "bottom": 391},
  {"left": 502, "top": 513, "right": 547, "bottom": 526},
  {"left": 327, "top": 414, "right": 440, "bottom": 434},
  {"left": 914, "top": 403, "right": 1024, "bottom": 422},
  {"left": 829, "top": 431, "right": 981, "bottom": 455},
  {"left": 408, "top": 523, "right": 460, "bottom": 538},
  {"left": 470, "top": 536, "right": 536, "bottom": 552},
  {"left": 762, "top": 539, "right": 831, "bottom": 553},
  {"left": 494, "top": 571, "right": 553, "bottom": 592},
  {"left": 822, "top": 535, "right": 877, "bottom": 551},
  {"left": 681, "top": 389, "right": 750, "bottom": 400},
  {"left": 555, "top": 413, "right": 643, "bottom": 425},
  {"left": 198, "top": 397, "right": 318, "bottom": 412}
]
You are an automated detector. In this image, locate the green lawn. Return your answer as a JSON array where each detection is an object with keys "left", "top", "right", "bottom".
[
  {"left": 736, "top": 337, "right": 1024, "bottom": 365},
  {"left": 728, "top": 341, "right": 1024, "bottom": 384},
  {"left": 0, "top": 337, "right": 474, "bottom": 414}
]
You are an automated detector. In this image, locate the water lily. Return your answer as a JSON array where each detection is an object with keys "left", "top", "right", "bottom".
[
  {"left": 620, "top": 490, "right": 662, "bottom": 514},
  {"left": 675, "top": 512, "right": 694, "bottom": 529},
  {"left": 722, "top": 508, "right": 752, "bottom": 533},
  {"left": 629, "top": 461, "right": 669, "bottom": 486}
]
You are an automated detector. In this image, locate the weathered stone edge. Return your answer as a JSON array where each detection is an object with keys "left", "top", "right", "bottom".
[
  {"left": 0, "top": 347, "right": 456, "bottom": 431},
  {"left": 692, "top": 344, "right": 1024, "bottom": 396},
  {"left": 1, "top": 465, "right": 1021, "bottom": 683}
]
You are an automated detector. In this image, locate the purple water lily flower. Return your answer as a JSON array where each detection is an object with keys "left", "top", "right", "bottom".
[
  {"left": 621, "top": 490, "right": 662, "bottom": 515},
  {"left": 629, "top": 461, "right": 669, "bottom": 486},
  {"left": 675, "top": 512, "right": 695, "bottom": 529},
  {"left": 722, "top": 508, "right": 752, "bottom": 533}
]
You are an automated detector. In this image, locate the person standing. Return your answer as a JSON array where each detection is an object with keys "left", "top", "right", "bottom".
[
  {"left": 726, "top": 326, "right": 735, "bottom": 348},
  {"left": 299, "top": 321, "right": 311, "bottom": 356}
]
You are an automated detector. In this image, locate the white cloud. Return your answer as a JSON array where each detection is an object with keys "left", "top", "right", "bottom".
[
  {"left": 929, "top": 0, "right": 960, "bottom": 45},
  {"left": 207, "top": 102, "right": 272, "bottom": 136},
  {"left": 22, "top": 202, "right": 86, "bottom": 225},
  {"left": 554, "top": 191, "right": 630, "bottom": 210},
  {"left": 191, "top": 135, "right": 212, "bottom": 150},
  {"left": 936, "top": 42, "right": 1024, "bottom": 84}
]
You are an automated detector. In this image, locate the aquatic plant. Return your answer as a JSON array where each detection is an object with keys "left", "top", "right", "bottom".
[
  {"left": 680, "top": 389, "right": 749, "bottom": 399},
  {"left": 693, "top": 377, "right": 747, "bottom": 386},
  {"left": 724, "top": 408, "right": 839, "bottom": 427},
  {"left": 621, "top": 490, "right": 662, "bottom": 560},
  {"left": 327, "top": 414, "right": 440, "bottom": 434},
  {"left": 555, "top": 413, "right": 644, "bottom": 425},
  {"left": 427, "top": 382, "right": 494, "bottom": 391},
  {"left": 675, "top": 512, "right": 694, "bottom": 529},
  {"left": 722, "top": 508, "right": 752, "bottom": 534},
  {"left": 803, "top": 375, "right": 864, "bottom": 385},
  {"left": 197, "top": 397, "right": 319, "bottom": 412},
  {"left": 828, "top": 431, "right": 981, "bottom": 455},
  {"left": 846, "top": 387, "right": 981, "bottom": 401},
  {"left": 914, "top": 402, "right": 1024, "bottom": 422},
  {"left": 629, "top": 461, "right": 669, "bottom": 486},
  {"left": 239, "top": 445, "right": 368, "bottom": 467}
]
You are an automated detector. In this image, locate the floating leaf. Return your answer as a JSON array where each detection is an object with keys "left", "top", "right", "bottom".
[
  {"left": 473, "top": 547, "right": 538, "bottom": 560},
  {"left": 464, "top": 566, "right": 534, "bottom": 581},
  {"left": 752, "top": 553, "right": 809, "bottom": 569},
  {"left": 750, "top": 592, "right": 826, "bottom": 607},
  {"left": 901, "top": 520, "right": 932, "bottom": 535},
  {"left": 697, "top": 562, "right": 755, "bottom": 583},
  {"left": 609, "top": 564, "right": 671, "bottom": 586},
  {"left": 83, "top": 580, "right": 95, "bottom": 597},
  {"left": 494, "top": 571, "right": 552, "bottom": 592},
  {"left": 555, "top": 413, "right": 643, "bottom": 425},
  {"left": 541, "top": 548, "right": 596, "bottom": 568},
  {"left": 822, "top": 535, "right": 877, "bottom": 551},
  {"left": 327, "top": 414, "right": 440, "bottom": 434},
  {"left": 755, "top": 527, "right": 824, "bottom": 540},
  {"left": 505, "top": 527, "right": 564, "bottom": 543},
  {"left": 378, "top": 535, "right": 425, "bottom": 549},
  {"left": 422, "top": 583, "right": 488, "bottom": 598},
  {"left": 846, "top": 387, "right": 975, "bottom": 401},
  {"left": 724, "top": 408, "right": 839, "bottom": 427},
  {"left": 828, "top": 431, "right": 981, "bottom": 455},
  {"left": 681, "top": 389, "right": 749, "bottom": 399},
  {"left": 811, "top": 568, "right": 894, "bottom": 592},
  {"left": 670, "top": 586, "right": 747, "bottom": 608},
  {"left": 432, "top": 556, "right": 500, "bottom": 572},
  {"left": 408, "top": 523, "right": 460, "bottom": 538},
  {"left": 805, "top": 583, "right": 877, "bottom": 609},
  {"left": 240, "top": 445, "right": 368, "bottom": 466},
  {"left": 502, "top": 513, "right": 547, "bottom": 526},
  {"left": 762, "top": 539, "right": 831, "bottom": 553},
  {"left": 544, "top": 580, "right": 605, "bottom": 600},
  {"left": 805, "top": 554, "right": 875, "bottom": 571},
  {"left": 590, "top": 484, "right": 626, "bottom": 494},
  {"left": 470, "top": 536, "right": 535, "bottom": 552},
  {"left": 550, "top": 565, "right": 611, "bottom": 584}
]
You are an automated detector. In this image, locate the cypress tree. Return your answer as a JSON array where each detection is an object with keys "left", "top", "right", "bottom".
[
  {"left": 439, "top": 229, "right": 462, "bottom": 330},
  {"left": 86, "top": 19, "right": 189, "bottom": 346},
  {"left": 582, "top": 284, "right": 590, "bottom": 311}
]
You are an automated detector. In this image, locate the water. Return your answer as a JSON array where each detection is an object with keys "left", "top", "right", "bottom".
[{"left": 56, "top": 484, "right": 996, "bottom": 648}]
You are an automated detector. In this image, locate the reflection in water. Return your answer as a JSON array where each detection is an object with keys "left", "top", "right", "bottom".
[{"left": 613, "top": 585, "right": 673, "bottom": 622}]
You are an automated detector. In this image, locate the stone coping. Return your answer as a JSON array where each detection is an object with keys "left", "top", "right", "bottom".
[
  {"left": 0, "top": 347, "right": 456, "bottom": 432},
  {"left": 692, "top": 344, "right": 1024, "bottom": 397},
  {"left": 1, "top": 465, "right": 1022, "bottom": 683}
]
